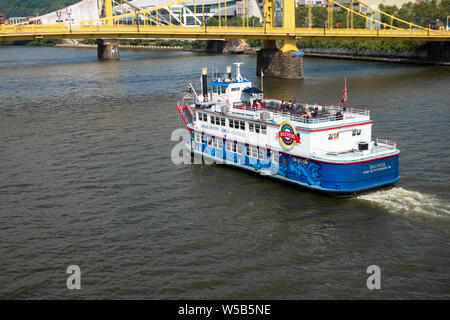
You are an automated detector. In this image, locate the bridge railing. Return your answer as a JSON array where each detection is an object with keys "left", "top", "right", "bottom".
[
  {"left": 1, "top": 0, "right": 449, "bottom": 41},
  {"left": 1, "top": 22, "right": 448, "bottom": 38}
]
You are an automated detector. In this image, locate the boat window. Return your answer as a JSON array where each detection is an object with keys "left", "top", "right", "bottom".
[
  {"left": 221, "top": 117, "right": 225, "bottom": 126},
  {"left": 252, "top": 147, "right": 258, "bottom": 158},
  {"left": 234, "top": 120, "right": 240, "bottom": 129},
  {"left": 202, "top": 134, "right": 206, "bottom": 143},
  {"left": 273, "top": 152, "right": 279, "bottom": 164},
  {"left": 352, "top": 129, "right": 361, "bottom": 136},
  {"left": 247, "top": 146, "right": 255, "bottom": 157},
  {"left": 237, "top": 144, "right": 243, "bottom": 154},
  {"left": 207, "top": 137, "right": 213, "bottom": 146},
  {"left": 240, "top": 121, "right": 245, "bottom": 130},
  {"left": 255, "top": 123, "right": 260, "bottom": 133},
  {"left": 246, "top": 146, "right": 250, "bottom": 156},
  {"left": 215, "top": 117, "right": 220, "bottom": 125},
  {"left": 213, "top": 138, "right": 222, "bottom": 149},
  {"left": 211, "top": 115, "right": 215, "bottom": 124},
  {"left": 226, "top": 141, "right": 233, "bottom": 152},
  {"left": 203, "top": 113, "right": 207, "bottom": 121},
  {"left": 258, "top": 148, "right": 264, "bottom": 160},
  {"left": 249, "top": 123, "right": 254, "bottom": 132},
  {"left": 229, "top": 119, "right": 234, "bottom": 128},
  {"left": 195, "top": 132, "right": 201, "bottom": 142},
  {"left": 231, "top": 87, "right": 240, "bottom": 92},
  {"left": 221, "top": 86, "right": 227, "bottom": 94},
  {"left": 261, "top": 125, "right": 267, "bottom": 134}
]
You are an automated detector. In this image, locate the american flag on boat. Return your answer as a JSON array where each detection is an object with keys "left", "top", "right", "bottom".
[{"left": 341, "top": 78, "right": 348, "bottom": 104}]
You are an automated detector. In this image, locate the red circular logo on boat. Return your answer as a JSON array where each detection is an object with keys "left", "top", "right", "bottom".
[{"left": 278, "top": 121, "right": 300, "bottom": 149}]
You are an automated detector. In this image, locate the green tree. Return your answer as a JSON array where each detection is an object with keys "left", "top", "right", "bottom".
[{"left": 1, "top": 1, "right": 78, "bottom": 18}]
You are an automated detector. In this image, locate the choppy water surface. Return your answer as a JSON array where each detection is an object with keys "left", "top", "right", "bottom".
[{"left": 0, "top": 46, "right": 449, "bottom": 299}]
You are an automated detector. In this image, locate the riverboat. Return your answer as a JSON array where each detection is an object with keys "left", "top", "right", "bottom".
[{"left": 176, "top": 63, "right": 400, "bottom": 196}]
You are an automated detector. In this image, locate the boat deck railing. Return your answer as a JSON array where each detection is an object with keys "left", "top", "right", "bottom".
[
  {"left": 233, "top": 100, "right": 370, "bottom": 124},
  {"left": 376, "top": 137, "right": 397, "bottom": 149}
]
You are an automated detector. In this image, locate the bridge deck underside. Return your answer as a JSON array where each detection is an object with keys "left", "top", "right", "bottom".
[{"left": 1, "top": 26, "right": 449, "bottom": 42}]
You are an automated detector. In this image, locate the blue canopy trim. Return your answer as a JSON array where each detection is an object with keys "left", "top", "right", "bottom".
[
  {"left": 209, "top": 81, "right": 229, "bottom": 87},
  {"left": 293, "top": 52, "right": 305, "bottom": 57}
]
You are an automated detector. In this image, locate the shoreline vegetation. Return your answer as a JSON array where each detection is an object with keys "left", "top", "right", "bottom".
[{"left": 0, "top": 37, "right": 430, "bottom": 55}]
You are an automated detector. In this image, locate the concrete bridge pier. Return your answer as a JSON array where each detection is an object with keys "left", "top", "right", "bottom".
[
  {"left": 206, "top": 40, "right": 227, "bottom": 53},
  {"left": 256, "top": 39, "right": 304, "bottom": 80},
  {"left": 97, "top": 39, "right": 120, "bottom": 60},
  {"left": 426, "top": 41, "right": 450, "bottom": 61}
]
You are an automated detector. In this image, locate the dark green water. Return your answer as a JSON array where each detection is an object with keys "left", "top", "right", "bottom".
[{"left": 0, "top": 46, "right": 449, "bottom": 299}]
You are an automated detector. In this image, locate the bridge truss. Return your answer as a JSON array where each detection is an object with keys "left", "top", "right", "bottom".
[{"left": 0, "top": 0, "right": 449, "bottom": 43}]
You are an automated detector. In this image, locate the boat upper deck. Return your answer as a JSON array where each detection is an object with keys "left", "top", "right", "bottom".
[{"left": 192, "top": 98, "right": 371, "bottom": 128}]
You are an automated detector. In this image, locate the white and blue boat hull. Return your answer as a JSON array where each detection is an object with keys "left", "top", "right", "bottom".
[{"left": 188, "top": 136, "right": 399, "bottom": 197}]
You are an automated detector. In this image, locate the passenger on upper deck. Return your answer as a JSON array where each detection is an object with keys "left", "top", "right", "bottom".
[
  {"left": 305, "top": 105, "right": 311, "bottom": 116},
  {"left": 292, "top": 97, "right": 297, "bottom": 107},
  {"left": 252, "top": 99, "right": 261, "bottom": 109},
  {"left": 313, "top": 104, "right": 319, "bottom": 118}
]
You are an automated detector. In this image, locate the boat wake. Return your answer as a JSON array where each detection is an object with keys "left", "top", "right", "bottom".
[{"left": 358, "top": 187, "right": 450, "bottom": 217}]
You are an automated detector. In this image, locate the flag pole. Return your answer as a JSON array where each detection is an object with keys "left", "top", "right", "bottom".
[
  {"left": 342, "top": 77, "right": 347, "bottom": 110},
  {"left": 261, "top": 68, "right": 264, "bottom": 100}
]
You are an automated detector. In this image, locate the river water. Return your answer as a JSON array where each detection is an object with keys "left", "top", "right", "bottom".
[{"left": 0, "top": 46, "right": 448, "bottom": 299}]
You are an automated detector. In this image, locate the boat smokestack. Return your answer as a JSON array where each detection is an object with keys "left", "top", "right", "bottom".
[
  {"left": 227, "top": 66, "right": 231, "bottom": 79},
  {"left": 202, "top": 67, "right": 208, "bottom": 101}
]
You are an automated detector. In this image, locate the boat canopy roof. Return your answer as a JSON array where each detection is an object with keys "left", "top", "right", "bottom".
[{"left": 243, "top": 87, "right": 263, "bottom": 94}]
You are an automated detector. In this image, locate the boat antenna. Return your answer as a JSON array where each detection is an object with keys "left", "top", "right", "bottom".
[{"left": 233, "top": 62, "right": 244, "bottom": 82}]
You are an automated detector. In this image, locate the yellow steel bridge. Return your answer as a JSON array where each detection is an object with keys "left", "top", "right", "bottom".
[{"left": 1, "top": 0, "right": 449, "bottom": 52}]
